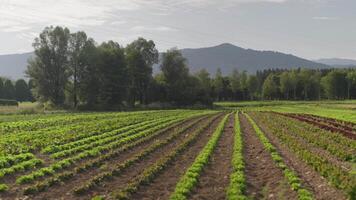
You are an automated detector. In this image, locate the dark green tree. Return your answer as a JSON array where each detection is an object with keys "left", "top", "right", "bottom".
[
  {"left": 15, "top": 79, "right": 29, "bottom": 101},
  {"left": 68, "top": 31, "right": 94, "bottom": 108},
  {"left": 26, "top": 26, "right": 71, "bottom": 105},
  {"left": 3, "top": 80, "right": 15, "bottom": 99},
  {"left": 262, "top": 74, "right": 278, "bottom": 100},
  {"left": 160, "top": 48, "right": 189, "bottom": 105},
  {"left": 97, "top": 41, "right": 128, "bottom": 108},
  {"left": 125, "top": 38, "right": 158, "bottom": 106}
]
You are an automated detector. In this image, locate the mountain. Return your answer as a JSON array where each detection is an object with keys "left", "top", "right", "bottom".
[
  {"left": 315, "top": 58, "right": 356, "bottom": 67},
  {"left": 0, "top": 52, "right": 33, "bottom": 79},
  {"left": 0, "top": 43, "right": 330, "bottom": 79},
  {"left": 178, "top": 43, "right": 329, "bottom": 75}
]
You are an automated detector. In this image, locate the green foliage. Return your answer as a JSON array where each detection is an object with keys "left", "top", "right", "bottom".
[
  {"left": 26, "top": 26, "right": 71, "bottom": 105},
  {"left": 250, "top": 112, "right": 356, "bottom": 199},
  {"left": 170, "top": 114, "right": 229, "bottom": 200},
  {"left": 226, "top": 112, "right": 247, "bottom": 200},
  {"left": 0, "top": 184, "right": 8, "bottom": 192},
  {"left": 245, "top": 113, "right": 314, "bottom": 200}
]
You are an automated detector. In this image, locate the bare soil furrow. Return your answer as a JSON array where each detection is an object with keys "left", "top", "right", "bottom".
[
  {"left": 129, "top": 115, "right": 225, "bottom": 200},
  {"left": 240, "top": 113, "right": 298, "bottom": 200},
  {"left": 189, "top": 113, "right": 234, "bottom": 200}
]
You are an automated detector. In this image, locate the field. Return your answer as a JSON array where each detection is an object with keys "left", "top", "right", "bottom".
[{"left": 0, "top": 103, "right": 355, "bottom": 200}]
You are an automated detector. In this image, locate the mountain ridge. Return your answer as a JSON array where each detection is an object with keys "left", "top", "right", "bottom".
[{"left": 0, "top": 43, "right": 333, "bottom": 79}]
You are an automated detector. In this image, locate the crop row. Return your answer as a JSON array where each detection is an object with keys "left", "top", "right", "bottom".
[
  {"left": 48, "top": 116, "right": 179, "bottom": 159},
  {"left": 0, "top": 158, "right": 43, "bottom": 179},
  {"left": 0, "top": 153, "right": 35, "bottom": 169},
  {"left": 111, "top": 114, "right": 227, "bottom": 200},
  {"left": 22, "top": 115, "right": 213, "bottom": 195},
  {"left": 73, "top": 114, "right": 218, "bottom": 195},
  {"left": 15, "top": 116, "right": 187, "bottom": 185},
  {"left": 250, "top": 112, "right": 356, "bottom": 199},
  {"left": 0, "top": 110, "right": 203, "bottom": 156},
  {"left": 245, "top": 113, "right": 314, "bottom": 200},
  {"left": 264, "top": 113, "right": 355, "bottom": 163},
  {"left": 169, "top": 114, "right": 230, "bottom": 200},
  {"left": 281, "top": 113, "right": 356, "bottom": 140},
  {"left": 226, "top": 112, "right": 246, "bottom": 200}
]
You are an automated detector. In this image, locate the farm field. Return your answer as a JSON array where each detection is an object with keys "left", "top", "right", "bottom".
[{"left": 0, "top": 105, "right": 355, "bottom": 200}]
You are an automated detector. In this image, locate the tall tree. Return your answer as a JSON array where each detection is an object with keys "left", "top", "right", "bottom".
[
  {"left": 213, "top": 68, "right": 224, "bottom": 101},
  {"left": 262, "top": 74, "right": 278, "bottom": 100},
  {"left": 321, "top": 70, "right": 348, "bottom": 99},
  {"left": 126, "top": 38, "right": 158, "bottom": 106},
  {"left": 280, "top": 71, "right": 292, "bottom": 99},
  {"left": 0, "top": 79, "right": 3, "bottom": 99},
  {"left": 160, "top": 48, "right": 189, "bottom": 105},
  {"left": 68, "top": 31, "right": 93, "bottom": 108},
  {"left": 3, "top": 80, "right": 15, "bottom": 99},
  {"left": 97, "top": 41, "right": 128, "bottom": 108},
  {"left": 229, "top": 69, "right": 241, "bottom": 100},
  {"left": 26, "top": 26, "right": 71, "bottom": 105},
  {"left": 247, "top": 75, "right": 259, "bottom": 100},
  {"left": 15, "top": 79, "right": 29, "bottom": 101},
  {"left": 346, "top": 71, "right": 356, "bottom": 99}
]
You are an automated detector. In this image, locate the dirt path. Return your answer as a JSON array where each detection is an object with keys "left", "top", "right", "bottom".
[
  {"left": 189, "top": 114, "right": 234, "bottom": 200},
  {"left": 240, "top": 113, "right": 298, "bottom": 200},
  {"left": 253, "top": 114, "right": 347, "bottom": 200},
  {"left": 130, "top": 115, "right": 225, "bottom": 200},
  {"left": 25, "top": 115, "right": 213, "bottom": 200}
]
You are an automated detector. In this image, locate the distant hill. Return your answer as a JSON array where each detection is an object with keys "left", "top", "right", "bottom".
[
  {"left": 0, "top": 52, "right": 33, "bottom": 79},
  {"left": 315, "top": 58, "right": 356, "bottom": 68},
  {"left": 0, "top": 43, "right": 331, "bottom": 79},
  {"left": 177, "top": 43, "right": 329, "bottom": 75}
]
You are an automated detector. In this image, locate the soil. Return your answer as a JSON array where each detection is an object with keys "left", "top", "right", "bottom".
[
  {"left": 240, "top": 113, "right": 298, "bottom": 200},
  {"left": 253, "top": 114, "right": 348, "bottom": 200},
  {"left": 129, "top": 115, "right": 225, "bottom": 200},
  {"left": 188, "top": 114, "right": 234, "bottom": 200},
  {"left": 2, "top": 114, "right": 211, "bottom": 200},
  {"left": 77, "top": 114, "right": 224, "bottom": 200}
]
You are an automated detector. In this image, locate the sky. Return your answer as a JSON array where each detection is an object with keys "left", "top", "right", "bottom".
[{"left": 0, "top": 0, "right": 355, "bottom": 60}]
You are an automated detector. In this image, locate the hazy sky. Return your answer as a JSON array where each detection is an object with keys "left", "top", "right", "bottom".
[{"left": 0, "top": 0, "right": 355, "bottom": 59}]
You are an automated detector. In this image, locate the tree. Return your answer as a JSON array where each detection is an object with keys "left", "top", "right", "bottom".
[
  {"left": 0, "top": 79, "right": 3, "bottom": 99},
  {"left": 280, "top": 71, "right": 292, "bottom": 99},
  {"left": 97, "top": 41, "right": 128, "bottom": 108},
  {"left": 300, "top": 69, "right": 313, "bottom": 100},
  {"left": 240, "top": 71, "right": 248, "bottom": 100},
  {"left": 289, "top": 69, "right": 299, "bottom": 100},
  {"left": 160, "top": 48, "right": 189, "bottom": 105},
  {"left": 346, "top": 71, "right": 356, "bottom": 99},
  {"left": 321, "top": 70, "right": 348, "bottom": 99},
  {"left": 229, "top": 69, "right": 241, "bottom": 100},
  {"left": 126, "top": 38, "right": 158, "bottom": 106},
  {"left": 75, "top": 39, "right": 99, "bottom": 107},
  {"left": 262, "top": 74, "right": 278, "bottom": 100},
  {"left": 15, "top": 79, "right": 29, "bottom": 101},
  {"left": 68, "top": 31, "right": 93, "bottom": 108},
  {"left": 26, "top": 26, "right": 71, "bottom": 105},
  {"left": 3, "top": 80, "right": 15, "bottom": 99},
  {"left": 247, "top": 75, "right": 259, "bottom": 100},
  {"left": 213, "top": 68, "right": 224, "bottom": 101}
]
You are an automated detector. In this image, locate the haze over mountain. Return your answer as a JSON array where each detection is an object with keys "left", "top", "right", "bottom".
[
  {"left": 315, "top": 58, "right": 356, "bottom": 67},
  {"left": 179, "top": 43, "right": 328, "bottom": 75},
  {"left": 0, "top": 43, "right": 331, "bottom": 79},
  {"left": 0, "top": 52, "right": 33, "bottom": 79}
]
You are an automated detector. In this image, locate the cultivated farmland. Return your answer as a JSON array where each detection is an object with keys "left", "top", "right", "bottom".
[{"left": 0, "top": 108, "right": 355, "bottom": 200}]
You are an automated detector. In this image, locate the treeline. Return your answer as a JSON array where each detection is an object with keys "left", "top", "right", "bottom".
[
  {"left": 27, "top": 26, "right": 214, "bottom": 109},
  {"left": 215, "top": 68, "right": 356, "bottom": 101},
  {"left": 0, "top": 78, "right": 33, "bottom": 102},
  {"left": 26, "top": 26, "right": 356, "bottom": 109}
]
